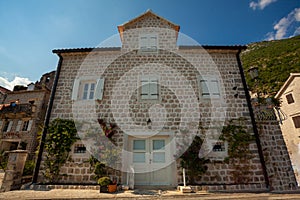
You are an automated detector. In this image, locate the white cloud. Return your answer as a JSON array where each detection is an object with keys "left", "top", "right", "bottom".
[
  {"left": 250, "top": 0, "right": 277, "bottom": 10},
  {"left": 0, "top": 76, "right": 32, "bottom": 91},
  {"left": 265, "top": 8, "right": 300, "bottom": 40}
]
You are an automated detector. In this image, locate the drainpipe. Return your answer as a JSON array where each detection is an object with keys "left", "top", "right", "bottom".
[
  {"left": 32, "top": 54, "right": 63, "bottom": 183},
  {"left": 236, "top": 49, "right": 270, "bottom": 190}
]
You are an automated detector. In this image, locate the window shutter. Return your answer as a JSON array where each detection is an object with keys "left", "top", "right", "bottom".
[
  {"left": 95, "top": 78, "right": 105, "bottom": 100},
  {"left": 7, "top": 121, "right": 13, "bottom": 132},
  {"left": 149, "top": 77, "right": 158, "bottom": 99},
  {"left": 210, "top": 79, "right": 220, "bottom": 96},
  {"left": 141, "top": 77, "right": 150, "bottom": 99},
  {"left": 200, "top": 79, "right": 209, "bottom": 96},
  {"left": 16, "top": 120, "right": 22, "bottom": 132},
  {"left": 140, "top": 36, "right": 148, "bottom": 51},
  {"left": 71, "top": 78, "right": 80, "bottom": 100},
  {"left": 27, "top": 120, "right": 33, "bottom": 131},
  {"left": 149, "top": 36, "right": 157, "bottom": 51}
]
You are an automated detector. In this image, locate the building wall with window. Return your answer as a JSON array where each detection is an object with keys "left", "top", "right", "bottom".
[
  {"left": 35, "top": 10, "right": 296, "bottom": 191},
  {"left": 275, "top": 73, "right": 300, "bottom": 185},
  {"left": 0, "top": 72, "right": 54, "bottom": 155}
]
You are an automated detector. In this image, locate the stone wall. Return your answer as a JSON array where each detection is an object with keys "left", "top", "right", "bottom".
[{"left": 254, "top": 104, "right": 298, "bottom": 191}]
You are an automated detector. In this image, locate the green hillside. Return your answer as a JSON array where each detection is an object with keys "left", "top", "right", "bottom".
[{"left": 241, "top": 35, "right": 300, "bottom": 96}]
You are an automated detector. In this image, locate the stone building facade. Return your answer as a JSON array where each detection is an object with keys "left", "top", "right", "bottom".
[
  {"left": 0, "top": 71, "right": 55, "bottom": 156},
  {"left": 275, "top": 73, "right": 300, "bottom": 185},
  {"left": 35, "top": 10, "right": 296, "bottom": 191}
]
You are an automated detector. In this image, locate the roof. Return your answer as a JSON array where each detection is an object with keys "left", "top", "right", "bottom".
[
  {"left": 117, "top": 9, "right": 180, "bottom": 42},
  {"left": 0, "top": 86, "right": 11, "bottom": 94},
  {"left": 275, "top": 73, "right": 300, "bottom": 98},
  {"left": 53, "top": 45, "right": 246, "bottom": 54}
]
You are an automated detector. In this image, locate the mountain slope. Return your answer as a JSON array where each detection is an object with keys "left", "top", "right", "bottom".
[{"left": 241, "top": 35, "right": 300, "bottom": 96}]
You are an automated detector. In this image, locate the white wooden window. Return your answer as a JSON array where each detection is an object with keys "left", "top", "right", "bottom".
[
  {"left": 22, "top": 120, "right": 33, "bottom": 131},
  {"left": 16, "top": 120, "right": 22, "bottom": 132},
  {"left": 72, "top": 78, "right": 105, "bottom": 100},
  {"left": 141, "top": 76, "right": 159, "bottom": 100},
  {"left": 139, "top": 33, "right": 158, "bottom": 52},
  {"left": 2, "top": 120, "right": 13, "bottom": 132},
  {"left": 199, "top": 76, "right": 220, "bottom": 98}
]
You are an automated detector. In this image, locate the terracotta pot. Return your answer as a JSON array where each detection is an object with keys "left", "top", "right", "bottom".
[{"left": 107, "top": 184, "right": 117, "bottom": 193}]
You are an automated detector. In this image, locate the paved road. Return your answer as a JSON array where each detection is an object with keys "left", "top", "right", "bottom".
[{"left": 1, "top": 189, "right": 300, "bottom": 200}]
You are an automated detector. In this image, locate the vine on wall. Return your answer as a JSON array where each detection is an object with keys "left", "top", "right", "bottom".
[
  {"left": 220, "top": 118, "right": 255, "bottom": 183},
  {"left": 43, "top": 118, "right": 78, "bottom": 183}
]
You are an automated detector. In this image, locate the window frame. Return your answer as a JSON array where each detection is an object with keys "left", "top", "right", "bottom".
[
  {"left": 73, "top": 143, "right": 87, "bottom": 154},
  {"left": 140, "top": 75, "right": 159, "bottom": 101},
  {"left": 139, "top": 33, "right": 158, "bottom": 53},
  {"left": 292, "top": 116, "right": 300, "bottom": 129},
  {"left": 198, "top": 75, "right": 221, "bottom": 99},
  {"left": 72, "top": 77, "right": 105, "bottom": 101},
  {"left": 286, "top": 93, "right": 295, "bottom": 104}
]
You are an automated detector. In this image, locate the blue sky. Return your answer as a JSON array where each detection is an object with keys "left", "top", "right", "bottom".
[{"left": 0, "top": 0, "right": 299, "bottom": 90}]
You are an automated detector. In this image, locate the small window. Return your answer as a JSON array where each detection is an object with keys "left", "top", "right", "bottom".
[
  {"left": 2, "top": 121, "right": 11, "bottom": 132},
  {"left": 292, "top": 116, "right": 300, "bottom": 129},
  {"left": 139, "top": 33, "right": 158, "bottom": 52},
  {"left": 286, "top": 94, "right": 294, "bottom": 104},
  {"left": 141, "top": 76, "right": 159, "bottom": 100},
  {"left": 74, "top": 144, "right": 86, "bottom": 153},
  {"left": 72, "top": 78, "right": 105, "bottom": 101},
  {"left": 199, "top": 76, "right": 220, "bottom": 98},
  {"left": 22, "top": 120, "right": 33, "bottom": 131},
  {"left": 212, "top": 142, "right": 226, "bottom": 152}
]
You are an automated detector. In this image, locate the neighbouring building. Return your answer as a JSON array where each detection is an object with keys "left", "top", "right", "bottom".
[
  {"left": 34, "top": 10, "right": 296, "bottom": 191},
  {"left": 275, "top": 73, "right": 300, "bottom": 185},
  {"left": 0, "top": 71, "right": 55, "bottom": 157}
]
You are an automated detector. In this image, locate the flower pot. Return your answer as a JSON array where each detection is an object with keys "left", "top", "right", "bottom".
[
  {"left": 107, "top": 184, "right": 117, "bottom": 193},
  {"left": 100, "top": 185, "right": 108, "bottom": 193}
]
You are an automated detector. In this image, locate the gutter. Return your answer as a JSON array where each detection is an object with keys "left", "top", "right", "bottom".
[
  {"left": 236, "top": 49, "right": 270, "bottom": 190},
  {"left": 32, "top": 54, "right": 63, "bottom": 183}
]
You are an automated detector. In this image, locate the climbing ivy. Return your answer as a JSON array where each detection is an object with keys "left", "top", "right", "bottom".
[
  {"left": 43, "top": 118, "right": 78, "bottom": 183},
  {"left": 220, "top": 118, "right": 255, "bottom": 183},
  {"left": 179, "top": 135, "right": 209, "bottom": 184}
]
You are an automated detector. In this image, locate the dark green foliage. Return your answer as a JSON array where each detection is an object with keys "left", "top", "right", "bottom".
[
  {"left": 241, "top": 35, "right": 300, "bottom": 96},
  {"left": 88, "top": 156, "right": 107, "bottom": 180},
  {"left": 220, "top": 119, "right": 255, "bottom": 183},
  {"left": 23, "top": 160, "right": 35, "bottom": 176},
  {"left": 0, "top": 150, "right": 8, "bottom": 170},
  {"left": 97, "top": 176, "right": 112, "bottom": 186},
  {"left": 44, "top": 118, "right": 78, "bottom": 182},
  {"left": 180, "top": 135, "right": 209, "bottom": 184},
  {"left": 221, "top": 119, "right": 255, "bottom": 161}
]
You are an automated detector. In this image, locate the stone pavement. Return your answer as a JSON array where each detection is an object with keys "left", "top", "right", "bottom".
[{"left": 1, "top": 189, "right": 300, "bottom": 200}]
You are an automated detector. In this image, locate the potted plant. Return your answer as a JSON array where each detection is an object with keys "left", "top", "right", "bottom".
[{"left": 98, "top": 176, "right": 111, "bottom": 193}]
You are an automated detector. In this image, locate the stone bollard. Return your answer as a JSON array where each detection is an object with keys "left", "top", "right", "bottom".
[{"left": 1, "top": 150, "right": 28, "bottom": 192}]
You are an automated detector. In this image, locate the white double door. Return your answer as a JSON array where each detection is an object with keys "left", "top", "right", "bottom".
[{"left": 129, "top": 136, "right": 174, "bottom": 186}]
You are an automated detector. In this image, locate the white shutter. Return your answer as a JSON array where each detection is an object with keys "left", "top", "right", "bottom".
[
  {"left": 149, "top": 36, "right": 157, "bottom": 51},
  {"left": 95, "top": 78, "right": 105, "bottom": 100},
  {"left": 200, "top": 79, "right": 209, "bottom": 97},
  {"left": 140, "top": 35, "right": 148, "bottom": 51},
  {"left": 27, "top": 120, "right": 33, "bottom": 131},
  {"left": 7, "top": 121, "right": 13, "bottom": 132},
  {"left": 141, "top": 77, "right": 150, "bottom": 99},
  {"left": 71, "top": 78, "right": 80, "bottom": 100},
  {"left": 16, "top": 120, "right": 22, "bottom": 132},
  {"left": 199, "top": 76, "right": 220, "bottom": 98},
  {"left": 210, "top": 79, "right": 220, "bottom": 96},
  {"left": 149, "top": 77, "right": 158, "bottom": 99}
]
